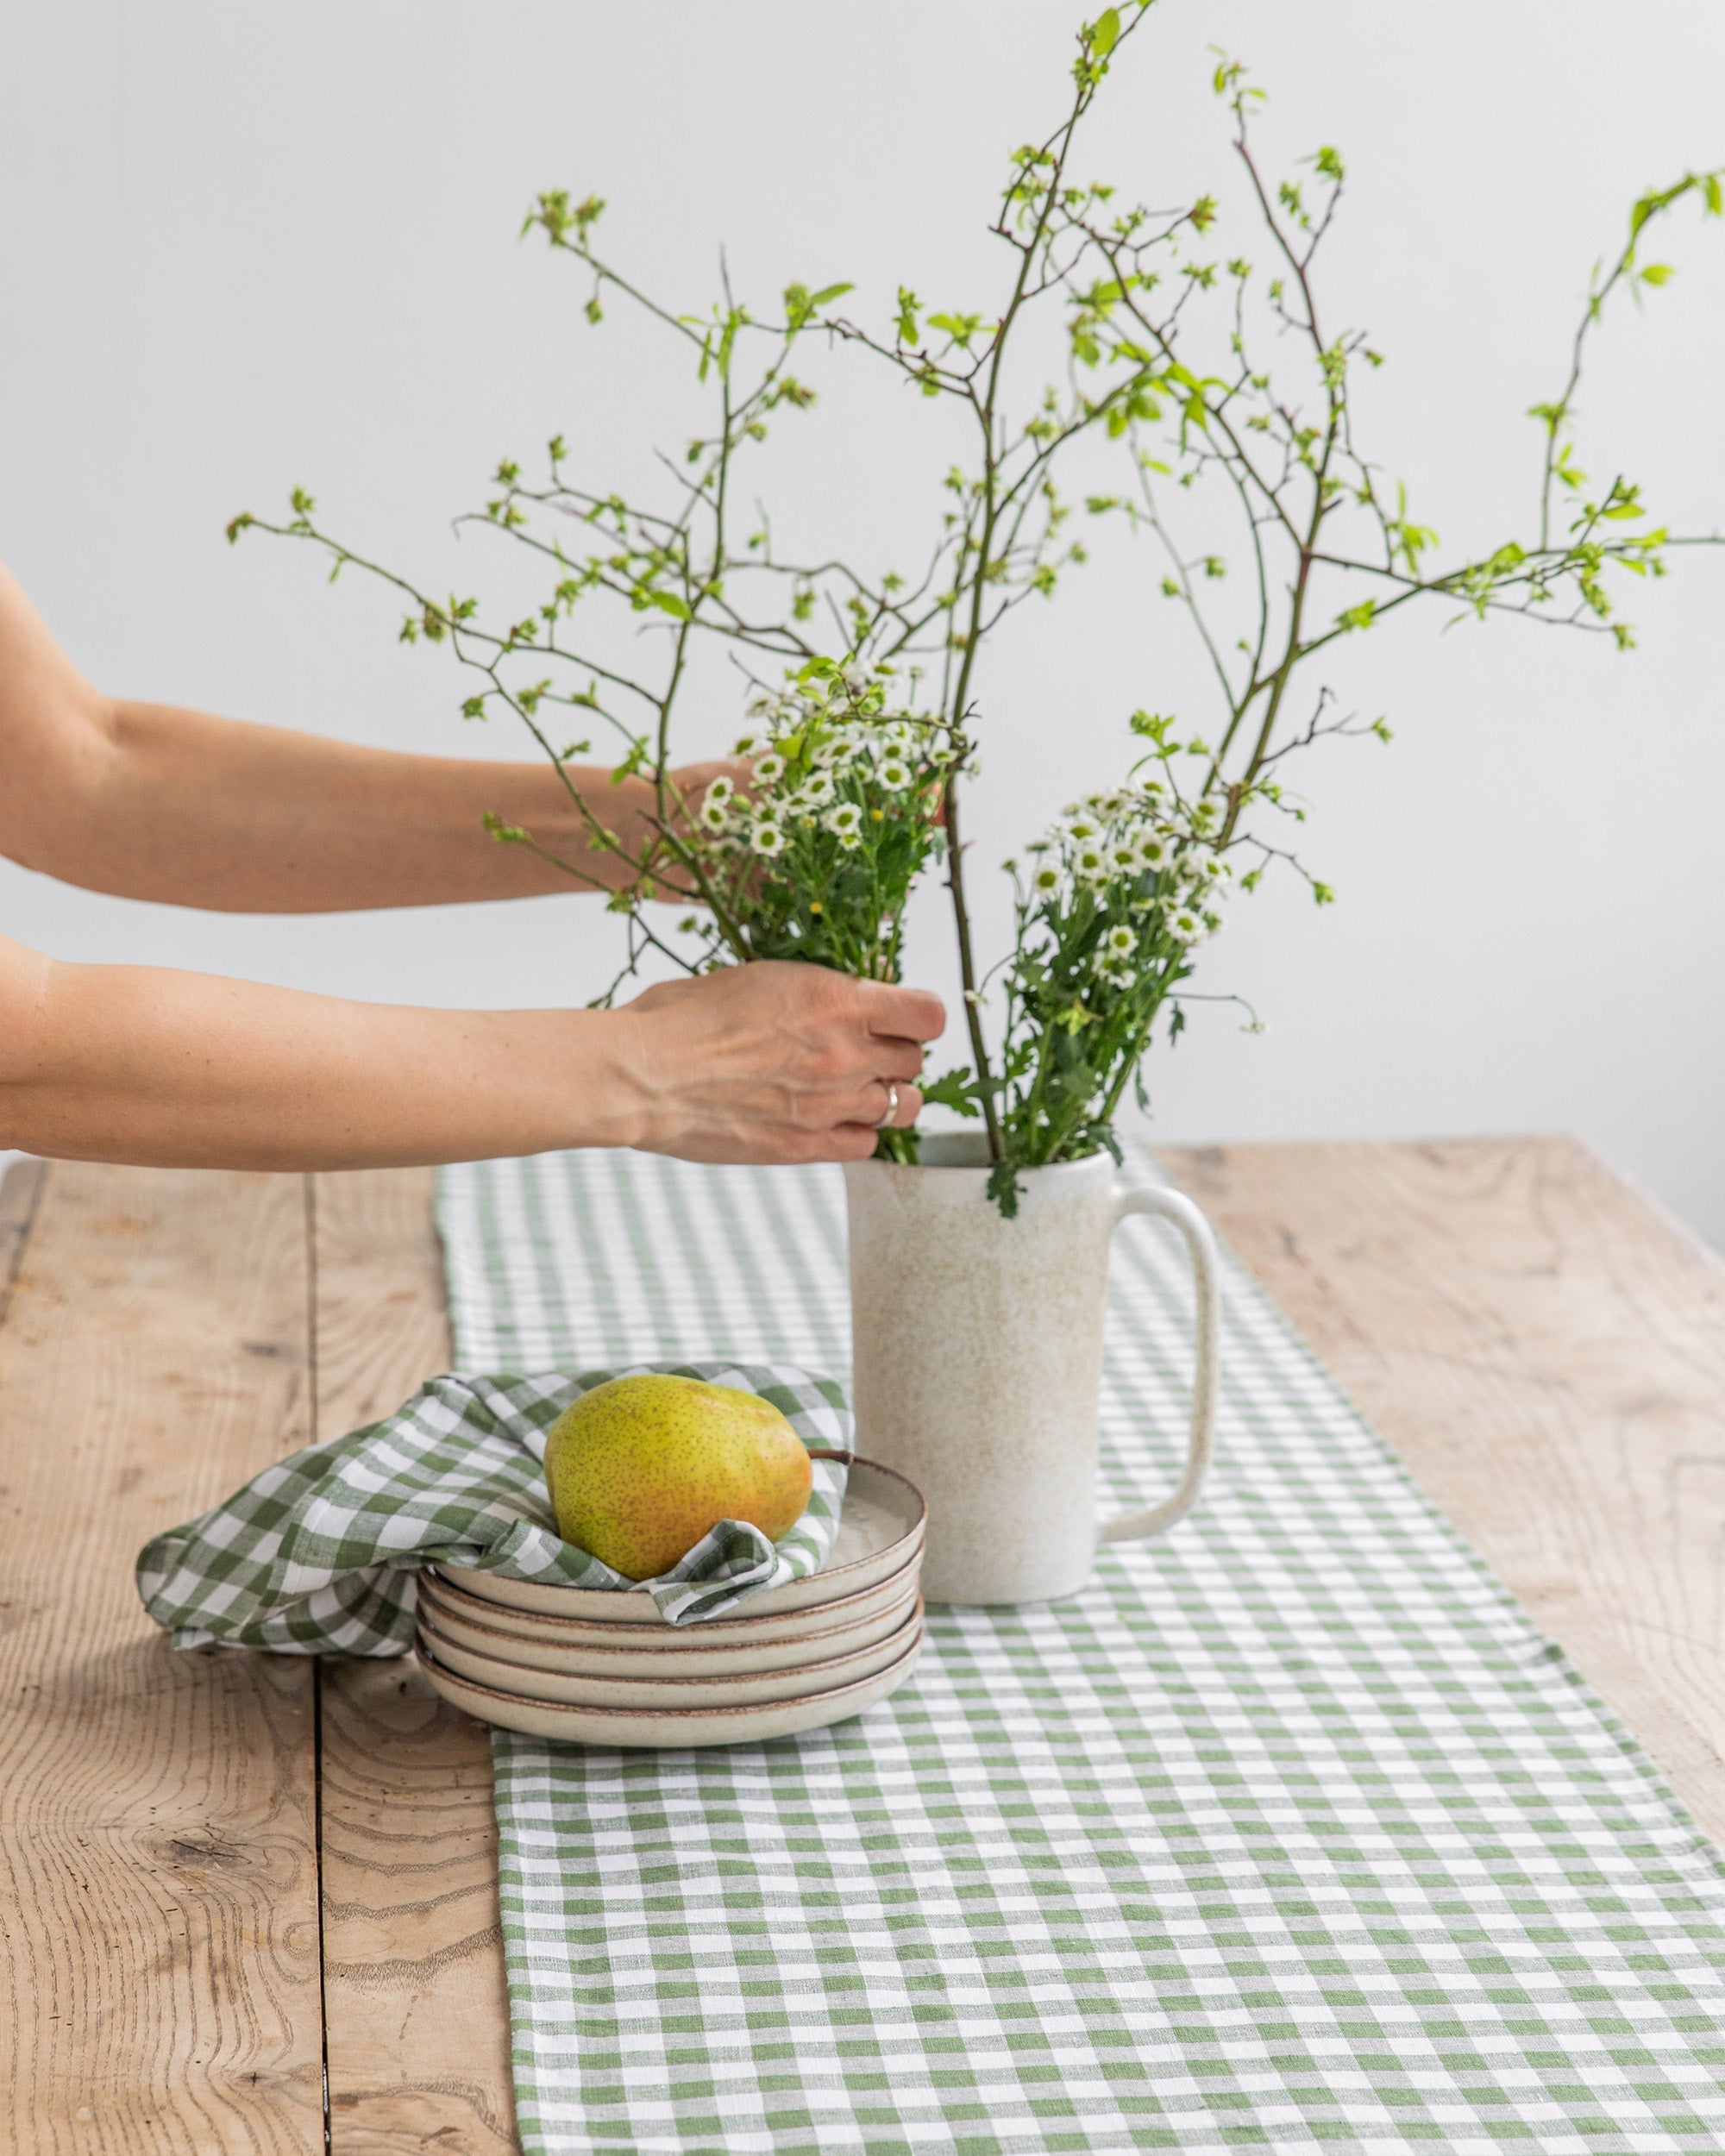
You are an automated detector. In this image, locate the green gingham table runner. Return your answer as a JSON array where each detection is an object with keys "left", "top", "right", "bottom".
[{"left": 439, "top": 1146, "right": 1725, "bottom": 2154}]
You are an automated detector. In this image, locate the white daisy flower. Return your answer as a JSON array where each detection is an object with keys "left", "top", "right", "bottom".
[
  {"left": 1137, "top": 832, "right": 1177, "bottom": 871},
  {"left": 1031, "top": 864, "right": 1063, "bottom": 895},
  {"left": 1107, "top": 841, "right": 1139, "bottom": 873},
  {"left": 797, "top": 770, "right": 836, "bottom": 808},
  {"left": 1104, "top": 924, "right": 1137, "bottom": 957},
  {"left": 749, "top": 819, "right": 787, "bottom": 859},
  {"left": 752, "top": 751, "right": 787, "bottom": 784},
  {"left": 1072, "top": 843, "right": 1111, "bottom": 883},
  {"left": 824, "top": 802, "right": 865, "bottom": 846},
  {"left": 819, "top": 729, "right": 868, "bottom": 768},
  {"left": 703, "top": 775, "right": 734, "bottom": 808},
  {"left": 1164, "top": 899, "right": 1206, "bottom": 940},
  {"left": 1063, "top": 818, "right": 1098, "bottom": 843},
  {"left": 699, "top": 799, "right": 732, "bottom": 834},
  {"left": 877, "top": 757, "right": 913, "bottom": 790},
  {"left": 732, "top": 730, "right": 766, "bottom": 757}
]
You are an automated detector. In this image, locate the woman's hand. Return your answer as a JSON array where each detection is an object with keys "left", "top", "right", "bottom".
[
  {"left": 619, "top": 962, "right": 943, "bottom": 1165},
  {"left": 0, "top": 935, "right": 941, "bottom": 1173}
]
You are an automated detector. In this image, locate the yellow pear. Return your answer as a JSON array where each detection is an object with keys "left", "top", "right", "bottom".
[{"left": 543, "top": 1374, "right": 814, "bottom": 1581}]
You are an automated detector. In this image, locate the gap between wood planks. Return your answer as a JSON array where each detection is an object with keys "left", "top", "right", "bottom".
[{"left": 307, "top": 1168, "right": 517, "bottom": 2156}]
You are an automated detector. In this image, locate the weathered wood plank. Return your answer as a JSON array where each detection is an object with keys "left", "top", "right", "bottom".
[
  {"left": 1162, "top": 1135, "right": 1725, "bottom": 1845},
  {"left": 0, "top": 1163, "right": 323, "bottom": 2156},
  {"left": 310, "top": 1167, "right": 517, "bottom": 2154}
]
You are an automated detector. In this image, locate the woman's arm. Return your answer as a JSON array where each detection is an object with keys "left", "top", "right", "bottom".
[
  {"left": 0, "top": 561, "right": 725, "bottom": 911},
  {"left": 0, "top": 936, "right": 938, "bottom": 1169}
]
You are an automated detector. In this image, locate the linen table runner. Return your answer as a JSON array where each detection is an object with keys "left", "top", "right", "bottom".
[{"left": 439, "top": 1148, "right": 1725, "bottom": 2154}]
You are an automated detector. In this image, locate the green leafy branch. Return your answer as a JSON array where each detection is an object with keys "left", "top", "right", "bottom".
[{"left": 1057, "top": 59, "right": 1722, "bottom": 897}]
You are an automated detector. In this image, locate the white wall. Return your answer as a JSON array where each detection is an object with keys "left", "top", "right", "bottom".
[{"left": 3, "top": 2, "right": 1722, "bottom": 1240}]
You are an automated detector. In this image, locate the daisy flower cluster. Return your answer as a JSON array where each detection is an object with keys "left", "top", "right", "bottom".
[
  {"left": 679, "top": 662, "right": 963, "bottom": 983},
  {"left": 925, "top": 779, "right": 1238, "bottom": 1190},
  {"left": 1017, "top": 784, "right": 1232, "bottom": 988}
]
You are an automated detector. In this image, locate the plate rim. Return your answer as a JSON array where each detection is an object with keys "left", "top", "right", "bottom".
[
  {"left": 416, "top": 1599, "right": 923, "bottom": 1699},
  {"left": 418, "top": 1545, "right": 921, "bottom": 1645},
  {"left": 414, "top": 1623, "right": 923, "bottom": 1727}
]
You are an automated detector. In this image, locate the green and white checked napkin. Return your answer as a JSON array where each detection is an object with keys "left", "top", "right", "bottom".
[
  {"left": 135, "top": 1362, "right": 850, "bottom": 1644},
  {"left": 440, "top": 1146, "right": 1725, "bottom": 2155}
]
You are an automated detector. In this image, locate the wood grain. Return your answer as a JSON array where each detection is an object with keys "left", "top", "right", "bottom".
[
  {"left": 1162, "top": 1136, "right": 1725, "bottom": 1843},
  {"left": 310, "top": 1168, "right": 517, "bottom": 2154},
  {"left": 0, "top": 1164, "right": 323, "bottom": 2156}
]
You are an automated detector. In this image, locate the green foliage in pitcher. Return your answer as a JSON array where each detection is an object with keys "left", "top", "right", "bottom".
[{"left": 229, "top": 2, "right": 1724, "bottom": 1205}]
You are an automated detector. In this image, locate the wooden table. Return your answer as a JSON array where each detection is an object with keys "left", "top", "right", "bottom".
[{"left": 3, "top": 1139, "right": 1723, "bottom": 2153}]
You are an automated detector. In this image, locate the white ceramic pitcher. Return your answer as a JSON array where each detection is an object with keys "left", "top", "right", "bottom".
[{"left": 844, "top": 1133, "right": 1219, "bottom": 1605}]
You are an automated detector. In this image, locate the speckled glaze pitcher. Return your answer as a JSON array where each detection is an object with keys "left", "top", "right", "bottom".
[{"left": 843, "top": 1133, "right": 1219, "bottom": 1606}]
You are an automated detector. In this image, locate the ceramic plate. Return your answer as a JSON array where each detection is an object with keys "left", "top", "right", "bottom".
[
  {"left": 416, "top": 1604, "right": 921, "bottom": 1711},
  {"left": 415, "top": 1626, "right": 923, "bottom": 1747},
  {"left": 417, "top": 1566, "right": 921, "bottom": 1678},
  {"left": 434, "top": 1457, "right": 925, "bottom": 1624}
]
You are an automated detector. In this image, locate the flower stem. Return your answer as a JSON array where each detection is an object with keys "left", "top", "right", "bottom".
[{"left": 941, "top": 769, "right": 1002, "bottom": 1160}]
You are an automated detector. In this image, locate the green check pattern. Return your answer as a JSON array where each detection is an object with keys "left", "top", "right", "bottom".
[
  {"left": 135, "top": 1363, "right": 850, "bottom": 1644},
  {"left": 439, "top": 1147, "right": 1725, "bottom": 2155}
]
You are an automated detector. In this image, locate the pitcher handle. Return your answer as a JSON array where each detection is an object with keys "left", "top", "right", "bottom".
[{"left": 1098, "top": 1179, "right": 1220, "bottom": 1544}]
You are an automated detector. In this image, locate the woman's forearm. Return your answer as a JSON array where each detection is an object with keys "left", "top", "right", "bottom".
[
  {"left": 0, "top": 944, "right": 646, "bottom": 1167},
  {"left": 0, "top": 561, "right": 718, "bottom": 912},
  {"left": 0, "top": 942, "right": 941, "bottom": 1172},
  {"left": 80, "top": 699, "right": 642, "bottom": 911}
]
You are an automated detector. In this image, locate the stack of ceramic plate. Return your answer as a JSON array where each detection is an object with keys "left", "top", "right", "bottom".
[{"left": 413, "top": 1457, "right": 925, "bottom": 1746}]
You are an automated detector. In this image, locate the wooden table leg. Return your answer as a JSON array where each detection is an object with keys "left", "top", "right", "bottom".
[
  {"left": 310, "top": 1169, "right": 518, "bottom": 2154},
  {"left": 0, "top": 1163, "right": 325, "bottom": 2155}
]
